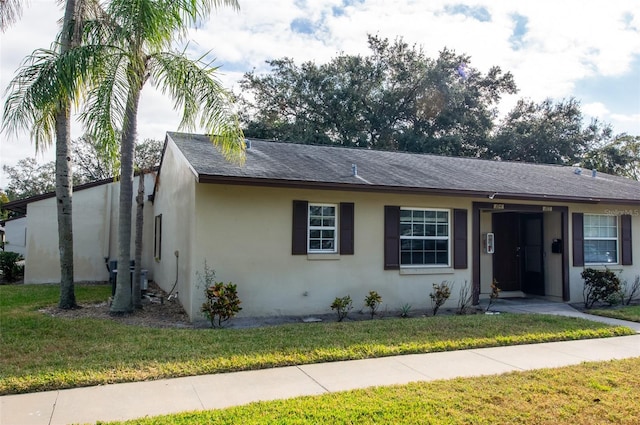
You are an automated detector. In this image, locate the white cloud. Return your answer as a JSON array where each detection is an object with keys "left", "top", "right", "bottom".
[{"left": 2, "top": 0, "right": 640, "bottom": 188}]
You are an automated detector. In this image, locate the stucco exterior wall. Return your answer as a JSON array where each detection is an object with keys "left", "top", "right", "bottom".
[
  {"left": 151, "top": 140, "right": 196, "bottom": 313},
  {"left": 179, "top": 183, "right": 639, "bottom": 321},
  {"left": 188, "top": 184, "right": 475, "bottom": 320},
  {"left": 567, "top": 205, "right": 640, "bottom": 304},
  {"left": 22, "top": 175, "right": 155, "bottom": 284},
  {"left": 3, "top": 217, "right": 27, "bottom": 257},
  {"left": 543, "top": 211, "right": 563, "bottom": 300}
]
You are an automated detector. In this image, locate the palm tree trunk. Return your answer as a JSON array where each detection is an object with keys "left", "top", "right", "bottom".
[
  {"left": 110, "top": 78, "right": 142, "bottom": 314},
  {"left": 56, "top": 0, "right": 79, "bottom": 309},
  {"left": 132, "top": 171, "right": 144, "bottom": 309}
]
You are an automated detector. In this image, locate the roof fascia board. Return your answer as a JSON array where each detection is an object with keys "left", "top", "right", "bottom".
[{"left": 197, "top": 174, "right": 639, "bottom": 205}]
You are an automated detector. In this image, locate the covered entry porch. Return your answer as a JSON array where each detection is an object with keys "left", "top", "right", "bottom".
[{"left": 472, "top": 202, "right": 570, "bottom": 304}]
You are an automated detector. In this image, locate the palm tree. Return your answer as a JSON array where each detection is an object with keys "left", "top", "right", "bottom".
[
  {"left": 3, "top": 0, "right": 102, "bottom": 309},
  {"left": 75, "top": 0, "right": 244, "bottom": 314}
]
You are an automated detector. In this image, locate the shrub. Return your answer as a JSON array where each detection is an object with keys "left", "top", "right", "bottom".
[
  {"left": 582, "top": 268, "right": 621, "bottom": 309},
  {"left": 457, "top": 280, "right": 473, "bottom": 315},
  {"left": 429, "top": 281, "right": 452, "bottom": 316},
  {"left": 330, "top": 295, "right": 353, "bottom": 322},
  {"left": 624, "top": 275, "right": 640, "bottom": 305},
  {"left": 0, "top": 251, "right": 24, "bottom": 283},
  {"left": 364, "top": 291, "right": 382, "bottom": 319},
  {"left": 486, "top": 279, "right": 501, "bottom": 312},
  {"left": 399, "top": 303, "right": 412, "bottom": 318},
  {"left": 198, "top": 262, "right": 242, "bottom": 328}
]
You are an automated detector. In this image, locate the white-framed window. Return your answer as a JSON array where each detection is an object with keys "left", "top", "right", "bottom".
[
  {"left": 308, "top": 204, "right": 338, "bottom": 253},
  {"left": 584, "top": 214, "right": 618, "bottom": 264},
  {"left": 400, "top": 208, "right": 450, "bottom": 267}
]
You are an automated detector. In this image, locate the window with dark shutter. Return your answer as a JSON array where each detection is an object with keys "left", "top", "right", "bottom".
[
  {"left": 384, "top": 206, "right": 400, "bottom": 270},
  {"left": 621, "top": 214, "right": 633, "bottom": 266},
  {"left": 340, "top": 202, "right": 354, "bottom": 255},
  {"left": 572, "top": 213, "right": 584, "bottom": 266},
  {"left": 293, "top": 200, "right": 355, "bottom": 256},
  {"left": 453, "top": 209, "right": 468, "bottom": 269},
  {"left": 292, "top": 200, "right": 308, "bottom": 255}
]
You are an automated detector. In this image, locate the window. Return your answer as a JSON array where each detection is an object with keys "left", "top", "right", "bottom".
[
  {"left": 400, "top": 208, "right": 450, "bottom": 266},
  {"left": 584, "top": 214, "right": 618, "bottom": 264},
  {"left": 292, "top": 201, "right": 354, "bottom": 256},
  {"left": 308, "top": 204, "right": 337, "bottom": 253},
  {"left": 154, "top": 214, "right": 162, "bottom": 260}
]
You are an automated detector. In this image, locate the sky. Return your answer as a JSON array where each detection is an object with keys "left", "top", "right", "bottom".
[{"left": 1, "top": 0, "right": 639, "bottom": 188}]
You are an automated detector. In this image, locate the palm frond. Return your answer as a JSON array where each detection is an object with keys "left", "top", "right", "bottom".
[
  {"left": 148, "top": 50, "right": 244, "bottom": 163},
  {"left": 0, "top": 0, "right": 24, "bottom": 32},
  {"left": 2, "top": 48, "right": 68, "bottom": 150},
  {"left": 2, "top": 43, "right": 118, "bottom": 151},
  {"left": 80, "top": 49, "right": 131, "bottom": 163}
]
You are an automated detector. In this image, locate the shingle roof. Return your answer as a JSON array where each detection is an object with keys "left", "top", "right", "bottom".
[{"left": 167, "top": 132, "right": 640, "bottom": 204}]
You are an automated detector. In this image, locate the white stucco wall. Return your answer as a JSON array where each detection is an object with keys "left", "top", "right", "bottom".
[
  {"left": 568, "top": 205, "right": 640, "bottom": 303},
  {"left": 3, "top": 216, "right": 27, "bottom": 257},
  {"left": 180, "top": 184, "right": 640, "bottom": 321},
  {"left": 187, "top": 184, "right": 475, "bottom": 320},
  {"left": 23, "top": 174, "right": 155, "bottom": 284},
  {"left": 150, "top": 140, "right": 196, "bottom": 313}
]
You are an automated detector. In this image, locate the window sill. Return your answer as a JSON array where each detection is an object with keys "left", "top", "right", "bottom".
[
  {"left": 584, "top": 264, "right": 621, "bottom": 270},
  {"left": 307, "top": 253, "right": 340, "bottom": 261},
  {"left": 399, "top": 267, "right": 455, "bottom": 275}
]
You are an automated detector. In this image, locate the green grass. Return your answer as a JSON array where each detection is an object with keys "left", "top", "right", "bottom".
[
  {"left": 108, "top": 357, "right": 640, "bottom": 425},
  {"left": 590, "top": 305, "right": 640, "bottom": 323},
  {"left": 0, "top": 284, "right": 634, "bottom": 395}
]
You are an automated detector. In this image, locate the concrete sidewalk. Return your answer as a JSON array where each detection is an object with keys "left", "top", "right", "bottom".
[{"left": 2, "top": 334, "right": 640, "bottom": 425}]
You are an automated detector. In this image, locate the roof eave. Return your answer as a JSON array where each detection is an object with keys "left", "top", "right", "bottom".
[{"left": 197, "top": 174, "right": 640, "bottom": 205}]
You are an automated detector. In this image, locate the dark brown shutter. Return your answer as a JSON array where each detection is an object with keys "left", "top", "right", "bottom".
[
  {"left": 453, "top": 209, "right": 468, "bottom": 269},
  {"left": 572, "top": 213, "right": 584, "bottom": 266},
  {"left": 339, "top": 202, "right": 354, "bottom": 255},
  {"left": 621, "top": 214, "right": 633, "bottom": 265},
  {"left": 292, "top": 200, "right": 308, "bottom": 255},
  {"left": 384, "top": 206, "right": 400, "bottom": 270}
]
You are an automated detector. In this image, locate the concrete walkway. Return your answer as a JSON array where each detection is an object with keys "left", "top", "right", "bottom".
[
  {"left": 3, "top": 304, "right": 640, "bottom": 425},
  {"left": 487, "top": 298, "right": 640, "bottom": 333}
]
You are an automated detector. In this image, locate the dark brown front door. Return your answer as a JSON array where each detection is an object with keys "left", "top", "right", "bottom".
[
  {"left": 492, "top": 212, "right": 545, "bottom": 295},
  {"left": 492, "top": 212, "right": 520, "bottom": 291},
  {"left": 521, "top": 214, "right": 545, "bottom": 295}
]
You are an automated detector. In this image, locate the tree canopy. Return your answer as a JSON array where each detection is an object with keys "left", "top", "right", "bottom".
[
  {"left": 239, "top": 35, "right": 517, "bottom": 157},
  {"left": 1, "top": 137, "right": 163, "bottom": 202},
  {"left": 238, "top": 35, "right": 637, "bottom": 176}
]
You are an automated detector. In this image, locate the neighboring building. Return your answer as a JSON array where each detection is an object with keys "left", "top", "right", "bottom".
[
  {"left": 1, "top": 216, "right": 27, "bottom": 257},
  {"left": 2, "top": 174, "right": 156, "bottom": 283},
  {"left": 151, "top": 132, "right": 640, "bottom": 322}
]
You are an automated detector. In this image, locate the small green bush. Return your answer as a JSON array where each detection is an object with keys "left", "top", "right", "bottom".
[
  {"left": 429, "top": 281, "right": 452, "bottom": 316},
  {"left": 582, "top": 268, "right": 621, "bottom": 309},
  {"left": 198, "top": 262, "right": 242, "bottom": 328},
  {"left": 364, "top": 291, "right": 382, "bottom": 319},
  {"left": 0, "top": 252, "right": 23, "bottom": 283},
  {"left": 331, "top": 295, "right": 353, "bottom": 322},
  {"left": 399, "top": 303, "right": 412, "bottom": 318}
]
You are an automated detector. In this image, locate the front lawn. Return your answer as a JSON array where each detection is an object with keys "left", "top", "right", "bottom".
[
  {"left": 110, "top": 357, "right": 640, "bottom": 425},
  {"left": 0, "top": 284, "right": 634, "bottom": 395},
  {"left": 589, "top": 305, "right": 640, "bottom": 323}
]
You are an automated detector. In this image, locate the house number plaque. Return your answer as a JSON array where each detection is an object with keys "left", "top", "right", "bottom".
[{"left": 493, "top": 204, "right": 505, "bottom": 210}]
